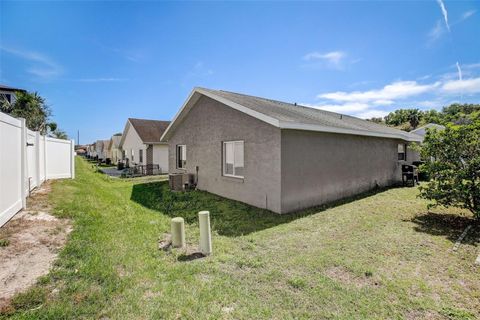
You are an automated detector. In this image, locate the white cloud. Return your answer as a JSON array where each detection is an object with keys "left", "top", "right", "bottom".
[
  {"left": 461, "top": 10, "right": 476, "bottom": 21},
  {"left": 1, "top": 46, "right": 63, "bottom": 80},
  {"left": 436, "top": 0, "right": 450, "bottom": 31},
  {"left": 456, "top": 62, "right": 463, "bottom": 81},
  {"left": 303, "top": 51, "right": 347, "bottom": 69},
  {"left": 317, "top": 81, "right": 440, "bottom": 103},
  {"left": 428, "top": 20, "right": 445, "bottom": 43},
  {"left": 356, "top": 110, "right": 389, "bottom": 119},
  {"left": 442, "top": 77, "right": 480, "bottom": 94}
]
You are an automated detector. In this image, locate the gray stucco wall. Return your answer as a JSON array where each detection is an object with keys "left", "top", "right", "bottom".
[
  {"left": 280, "top": 130, "right": 406, "bottom": 213},
  {"left": 168, "top": 96, "right": 282, "bottom": 213}
]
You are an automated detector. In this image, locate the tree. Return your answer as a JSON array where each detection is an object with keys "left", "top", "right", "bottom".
[
  {"left": 419, "top": 122, "right": 480, "bottom": 219},
  {"left": 407, "top": 109, "right": 421, "bottom": 129},
  {"left": 384, "top": 109, "right": 423, "bottom": 129},
  {"left": 0, "top": 91, "right": 53, "bottom": 134},
  {"left": 51, "top": 129, "right": 69, "bottom": 140}
]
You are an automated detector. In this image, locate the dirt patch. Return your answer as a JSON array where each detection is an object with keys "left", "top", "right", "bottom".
[
  {"left": 324, "top": 266, "right": 380, "bottom": 288},
  {"left": 0, "top": 181, "right": 71, "bottom": 311}
]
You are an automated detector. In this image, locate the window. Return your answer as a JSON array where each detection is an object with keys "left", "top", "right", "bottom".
[
  {"left": 131, "top": 149, "right": 135, "bottom": 162},
  {"left": 398, "top": 143, "right": 407, "bottom": 161},
  {"left": 223, "top": 141, "right": 244, "bottom": 178},
  {"left": 1, "top": 93, "right": 11, "bottom": 103},
  {"left": 122, "top": 150, "right": 126, "bottom": 160},
  {"left": 177, "top": 145, "right": 186, "bottom": 169},
  {"left": 139, "top": 149, "right": 143, "bottom": 163}
]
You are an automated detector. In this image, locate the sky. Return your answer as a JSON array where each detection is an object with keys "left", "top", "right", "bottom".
[{"left": 1, "top": 1, "right": 479, "bottom": 144}]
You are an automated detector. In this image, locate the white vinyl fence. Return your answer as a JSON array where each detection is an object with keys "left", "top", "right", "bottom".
[{"left": 0, "top": 111, "right": 75, "bottom": 227}]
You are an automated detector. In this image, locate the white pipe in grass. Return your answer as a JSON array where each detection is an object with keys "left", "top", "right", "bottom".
[
  {"left": 199, "top": 211, "right": 212, "bottom": 255},
  {"left": 171, "top": 217, "right": 185, "bottom": 248}
]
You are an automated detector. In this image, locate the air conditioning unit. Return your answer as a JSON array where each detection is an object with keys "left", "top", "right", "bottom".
[
  {"left": 169, "top": 173, "right": 184, "bottom": 191},
  {"left": 169, "top": 173, "right": 196, "bottom": 191}
]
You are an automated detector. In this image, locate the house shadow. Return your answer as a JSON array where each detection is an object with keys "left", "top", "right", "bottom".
[
  {"left": 130, "top": 180, "right": 397, "bottom": 237},
  {"left": 410, "top": 211, "right": 479, "bottom": 246}
]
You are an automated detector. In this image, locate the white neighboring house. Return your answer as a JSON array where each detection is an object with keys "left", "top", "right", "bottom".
[
  {"left": 119, "top": 118, "right": 170, "bottom": 173},
  {"left": 0, "top": 84, "right": 25, "bottom": 106},
  {"left": 95, "top": 140, "right": 110, "bottom": 161},
  {"left": 108, "top": 134, "right": 122, "bottom": 164}
]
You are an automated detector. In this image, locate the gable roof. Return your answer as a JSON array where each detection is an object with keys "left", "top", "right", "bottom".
[
  {"left": 161, "top": 87, "right": 422, "bottom": 142},
  {"left": 110, "top": 134, "right": 122, "bottom": 148},
  {"left": 410, "top": 123, "right": 445, "bottom": 136},
  {"left": 102, "top": 139, "right": 111, "bottom": 151},
  {"left": 120, "top": 118, "right": 170, "bottom": 147},
  {"left": 0, "top": 84, "right": 26, "bottom": 92}
]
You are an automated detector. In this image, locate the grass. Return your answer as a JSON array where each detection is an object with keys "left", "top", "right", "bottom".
[{"left": 2, "top": 157, "right": 479, "bottom": 319}]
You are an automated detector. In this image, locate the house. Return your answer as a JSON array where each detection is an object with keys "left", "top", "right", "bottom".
[
  {"left": 108, "top": 134, "right": 123, "bottom": 164},
  {"left": 119, "top": 118, "right": 170, "bottom": 172},
  {"left": 410, "top": 123, "right": 445, "bottom": 141},
  {"left": 95, "top": 140, "right": 110, "bottom": 161},
  {"left": 102, "top": 139, "right": 112, "bottom": 163},
  {"left": 86, "top": 144, "right": 96, "bottom": 158},
  {"left": 0, "top": 84, "right": 26, "bottom": 106},
  {"left": 161, "top": 87, "right": 423, "bottom": 214}
]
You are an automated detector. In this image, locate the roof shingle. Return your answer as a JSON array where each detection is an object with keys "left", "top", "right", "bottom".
[{"left": 128, "top": 118, "right": 170, "bottom": 143}]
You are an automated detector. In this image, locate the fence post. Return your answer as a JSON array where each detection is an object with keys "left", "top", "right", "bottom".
[
  {"left": 20, "top": 118, "right": 27, "bottom": 209},
  {"left": 71, "top": 139, "right": 75, "bottom": 179},
  {"left": 43, "top": 135, "right": 47, "bottom": 181},
  {"left": 35, "top": 132, "right": 41, "bottom": 187}
]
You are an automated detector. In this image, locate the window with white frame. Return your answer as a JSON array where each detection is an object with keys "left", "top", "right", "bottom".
[
  {"left": 223, "top": 141, "right": 244, "bottom": 178},
  {"left": 177, "top": 145, "right": 186, "bottom": 169},
  {"left": 398, "top": 143, "right": 407, "bottom": 161},
  {"left": 131, "top": 149, "right": 135, "bottom": 162}
]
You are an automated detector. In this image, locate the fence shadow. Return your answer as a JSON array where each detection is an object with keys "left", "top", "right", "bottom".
[
  {"left": 410, "top": 211, "right": 479, "bottom": 246},
  {"left": 130, "top": 181, "right": 395, "bottom": 237}
]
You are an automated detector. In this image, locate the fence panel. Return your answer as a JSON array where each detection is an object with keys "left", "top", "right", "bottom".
[
  {"left": 46, "top": 137, "right": 74, "bottom": 179},
  {"left": 0, "top": 111, "right": 74, "bottom": 227},
  {"left": 0, "top": 113, "right": 24, "bottom": 227}
]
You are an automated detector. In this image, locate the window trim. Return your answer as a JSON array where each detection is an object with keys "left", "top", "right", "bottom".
[
  {"left": 223, "top": 140, "right": 244, "bottom": 179},
  {"left": 398, "top": 143, "right": 407, "bottom": 161},
  {"left": 176, "top": 144, "right": 187, "bottom": 170}
]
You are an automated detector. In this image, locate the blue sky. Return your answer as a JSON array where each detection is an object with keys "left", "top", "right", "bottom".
[{"left": 1, "top": 1, "right": 479, "bottom": 143}]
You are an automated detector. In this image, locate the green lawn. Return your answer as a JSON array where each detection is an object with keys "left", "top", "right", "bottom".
[{"left": 3, "top": 157, "right": 479, "bottom": 319}]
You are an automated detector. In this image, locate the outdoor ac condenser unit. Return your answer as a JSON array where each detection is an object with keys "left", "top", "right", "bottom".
[{"left": 169, "top": 173, "right": 184, "bottom": 191}]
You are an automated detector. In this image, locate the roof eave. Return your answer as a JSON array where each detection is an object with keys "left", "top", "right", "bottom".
[{"left": 278, "top": 121, "right": 422, "bottom": 142}]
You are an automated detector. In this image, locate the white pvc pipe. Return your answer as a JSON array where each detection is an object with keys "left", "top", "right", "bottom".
[
  {"left": 199, "top": 211, "right": 212, "bottom": 255},
  {"left": 171, "top": 217, "right": 185, "bottom": 248}
]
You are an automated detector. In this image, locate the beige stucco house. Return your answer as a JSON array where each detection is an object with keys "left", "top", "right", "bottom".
[
  {"left": 161, "top": 87, "right": 422, "bottom": 214},
  {"left": 119, "top": 118, "right": 170, "bottom": 172},
  {"left": 108, "top": 134, "right": 122, "bottom": 164}
]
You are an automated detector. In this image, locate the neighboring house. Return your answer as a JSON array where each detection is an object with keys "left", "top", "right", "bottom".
[
  {"left": 0, "top": 84, "right": 26, "bottom": 106},
  {"left": 108, "top": 134, "right": 123, "bottom": 164},
  {"left": 410, "top": 123, "right": 445, "bottom": 141},
  {"left": 102, "top": 139, "right": 112, "bottom": 162},
  {"left": 87, "top": 143, "right": 97, "bottom": 158},
  {"left": 161, "top": 87, "right": 422, "bottom": 214},
  {"left": 95, "top": 140, "right": 110, "bottom": 161},
  {"left": 119, "top": 118, "right": 170, "bottom": 172}
]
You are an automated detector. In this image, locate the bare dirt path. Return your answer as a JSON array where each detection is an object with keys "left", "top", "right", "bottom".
[{"left": 0, "top": 181, "right": 71, "bottom": 311}]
